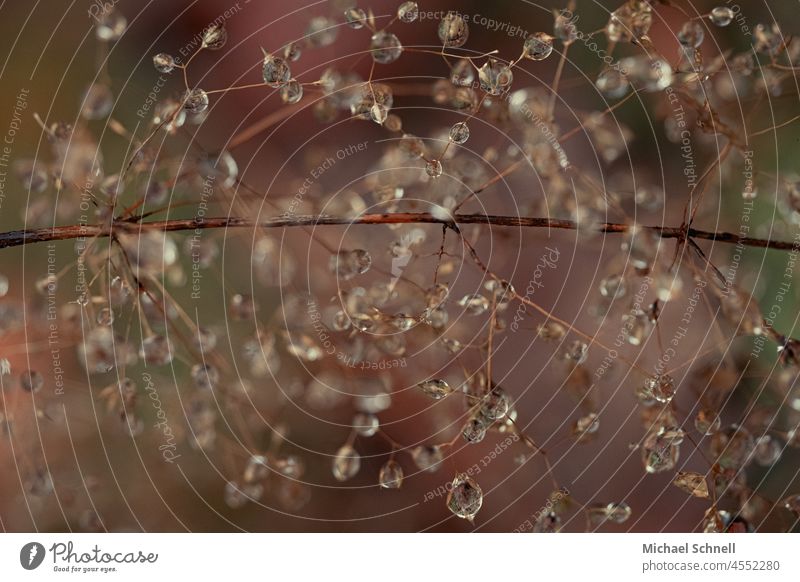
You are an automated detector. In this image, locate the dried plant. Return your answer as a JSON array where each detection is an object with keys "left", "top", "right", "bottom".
[{"left": 1, "top": 0, "right": 799, "bottom": 532}]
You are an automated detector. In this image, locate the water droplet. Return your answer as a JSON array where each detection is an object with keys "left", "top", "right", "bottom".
[
  {"left": 333, "top": 445, "right": 361, "bottom": 481},
  {"left": 642, "top": 374, "right": 676, "bottom": 404},
  {"left": 709, "top": 7, "right": 734, "bottom": 27},
  {"left": 140, "top": 335, "right": 173, "bottom": 366},
  {"left": 458, "top": 293, "right": 489, "bottom": 315},
  {"left": 710, "top": 424, "right": 754, "bottom": 470},
  {"left": 379, "top": 459, "right": 404, "bottom": 488},
  {"left": 694, "top": 409, "right": 721, "bottom": 435},
  {"left": 370, "top": 31, "right": 403, "bottom": 64},
  {"left": 448, "top": 122, "right": 470, "bottom": 145},
  {"left": 183, "top": 88, "right": 209, "bottom": 114},
  {"left": 678, "top": 20, "right": 705, "bottom": 48},
  {"left": 573, "top": 412, "right": 599, "bottom": 442},
  {"left": 478, "top": 58, "right": 513, "bottom": 96},
  {"left": 397, "top": 2, "right": 419, "bottom": 23},
  {"left": 96, "top": 9, "right": 127, "bottom": 41},
  {"left": 447, "top": 473, "right": 483, "bottom": 522},
  {"left": 462, "top": 417, "right": 488, "bottom": 443},
  {"left": 202, "top": 24, "right": 227, "bottom": 50},
  {"left": 153, "top": 53, "right": 175, "bottom": 73},
  {"left": 425, "top": 158, "right": 443, "bottom": 178},
  {"left": 352, "top": 413, "right": 379, "bottom": 437},
  {"left": 81, "top": 83, "right": 113, "bottom": 120},
  {"left": 438, "top": 12, "right": 469, "bottom": 48},
  {"left": 523, "top": 32, "right": 554, "bottom": 60},
  {"left": 344, "top": 7, "right": 367, "bottom": 29},
  {"left": 329, "top": 249, "right": 372, "bottom": 280},
  {"left": 280, "top": 79, "right": 303, "bottom": 104},
  {"left": 411, "top": 445, "right": 443, "bottom": 472},
  {"left": 418, "top": 379, "right": 453, "bottom": 400},
  {"left": 262, "top": 53, "right": 291, "bottom": 87}
]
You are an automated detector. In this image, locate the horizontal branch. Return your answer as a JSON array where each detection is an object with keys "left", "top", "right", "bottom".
[{"left": 0, "top": 213, "right": 796, "bottom": 251}]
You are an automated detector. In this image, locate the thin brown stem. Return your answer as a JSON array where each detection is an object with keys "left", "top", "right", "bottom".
[{"left": 1, "top": 213, "right": 796, "bottom": 251}]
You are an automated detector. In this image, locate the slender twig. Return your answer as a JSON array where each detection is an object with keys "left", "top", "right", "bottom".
[{"left": 0, "top": 212, "right": 797, "bottom": 251}]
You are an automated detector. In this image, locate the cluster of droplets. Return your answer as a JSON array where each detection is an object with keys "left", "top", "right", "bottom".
[{"left": 3, "top": 0, "right": 800, "bottom": 534}]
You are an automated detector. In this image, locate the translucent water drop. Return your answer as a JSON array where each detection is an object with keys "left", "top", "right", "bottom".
[
  {"left": 447, "top": 474, "right": 483, "bottom": 522},
  {"left": 479, "top": 386, "right": 510, "bottom": 420},
  {"left": 183, "top": 88, "right": 209, "bottom": 114},
  {"left": 753, "top": 435, "right": 782, "bottom": 466},
  {"left": 678, "top": 20, "right": 705, "bottom": 48},
  {"left": 449, "top": 121, "right": 470, "bottom": 144},
  {"left": 426, "top": 283, "right": 449, "bottom": 308},
  {"left": 458, "top": 293, "right": 489, "bottom": 315},
  {"left": 425, "top": 158, "right": 443, "bottom": 178},
  {"left": 190, "top": 363, "right": 219, "bottom": 390},
  {"left": 352, "top": 413, "right": 379, "bottom": 437},
  {"left": 262, "top": 53, "right": 291, "bottom": 87},
  {"left": 96, "top": 9, "right": 127, "bottom": 41},
  {"left": 462, "top": 417, "right": 488, "bottom": 443},
  {"left": 370, "top": 31, "right": 403, "bottom": 64},
  {"left": 619, "top": 57, "right": 673, "bottom": 92},
  {"left": 370, "top": 102, "right": 388, "bottom": 124},
  {"left": 333, "top": 445, "right": 361, "bottom": 481},
  {"left": 673, "top": 471, "right": 709, "bottom": 498},
  {"left": 605, "top": 2, "right": 651, "bottom": 43},
  {"left": 397, "top": 2, "right": 419, "bottom": 23},
  {"left": 694, "top": 409, "right": 720, "bottom": 435},
  {"left": 344, "top": 7, "right": 367, "bottom": 29},
  {"left": 81, "top": 83, "right": 113, "bottom": 120},
  {"left": 622, "top": 309, "right": 651, "bottom": 346},
  {"left": 153, "top": 53, "right": 175, "bottom": 73},
  {"left": 642, "top": 374, "right": 676, "bottom": 404},
  {"left": 438, "top": 12, "right": 469, "bottom": 48},
  {"left": 384, "top": 114, "right": 402, "bottom": 131},
  {"left": 587, "top": 501, "right": 631, "bottom": 525},
  {"left": 306, "top": 16, "right": 338, "bottom": 48},
  {"left": 523, "top": 32, "right": 554, "bottom": 61},
  {"left": 554, "top": 11, "right": 577, "bottom": 43},
  {"left": 573, "top": 412, "right": 599, "bottom": 442},
  {"left": 642, "top": 428, "right": 681, "bottom": 473},
  {"left": 280, "top": 79, "right": 303, "bottom": 104},
  {"left": 562, "top": 340, "right": 589, "bottom": 366},
  {"left": 537, "top": 321, "right": 566, "bottom": 341},
  {"left": 450, "top": 59, "right": 475, "bottom": 86},
  {"left": 329, "top": 249, "right": 372, "bottom": 280},
  {"left": 418, "top": 379, "right": 453, "bottom": 400},
  {"left": 411, "top": 445, "right": 443, "bottom": 472},
  {"left": 709, "top": 6, "right": 734, "bottom": 27},
  {"left": 140, "top": 335, "right": 173, "bottom": 366},
  {"left": 478, "top": 59, "right": 513, "bottom": 96},
  {"left": 243, "top": 455, "right": 269, "bottom": 483},
  {"left": 202, "top": 24, "right": 227, "bottom": 50},
  {"left": 283, "top": 42, "right": 302, "bottom": 61},
  {"left": 224, "top": 480, "right": 248, "bottom": 508},
  {"left": 710, "top": 424, "right": 754, "bottom": 470},
  {"left": 599, "top": 274, "right": 626, "bottom": 299},
  {"left": 274, "top": 456, "right": 305, "bottom": 478},
  {"left": 596, "top": 69, "right": 630, "bottom": 99},
  {"left": 375, "top": 459, "right": 403, "bottom": 489},
  {"left": 484, "top": 279, "right": 514, "bottom": 309}
]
